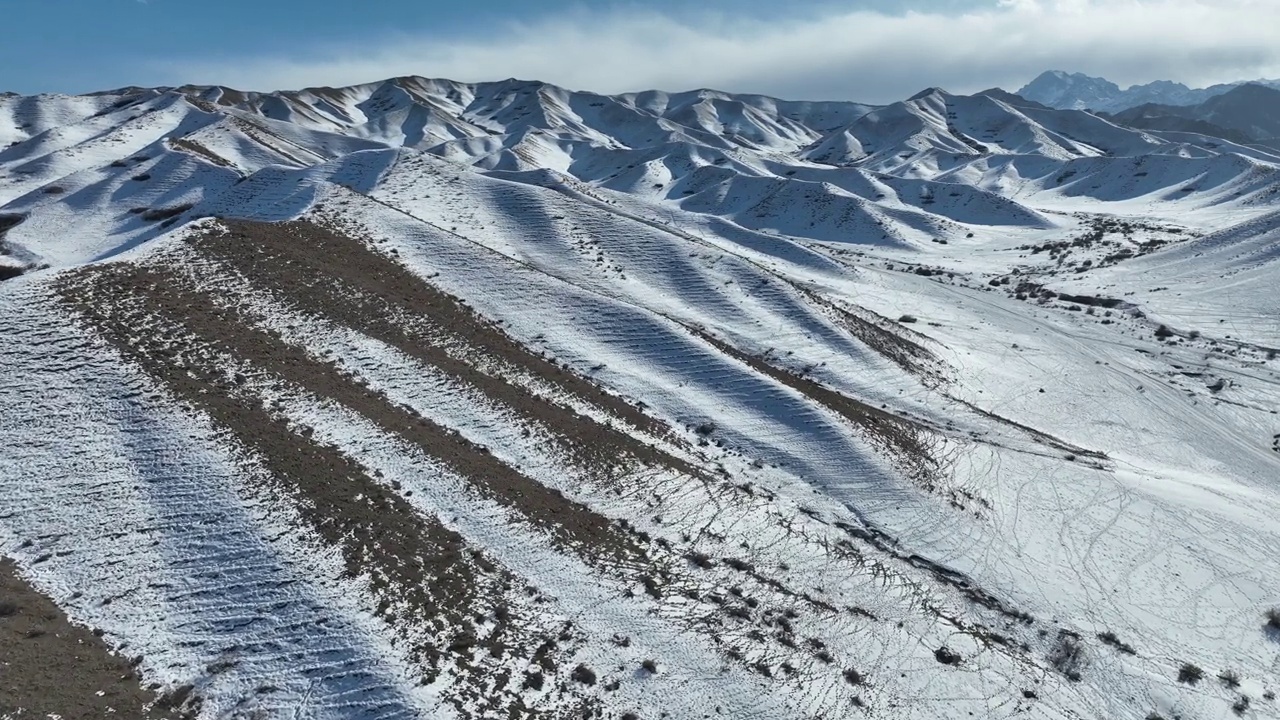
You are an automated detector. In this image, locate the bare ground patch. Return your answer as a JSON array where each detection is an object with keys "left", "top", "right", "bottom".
[
  {"left": 57, "top": 266, "right": 602, "bottom": 719},
  {"left": 166, "top": 138, "right": 234, "bottom": 169},
  {"left": 0, "top": 558, "right": 196, "bottom": 720},
  {"left": 61, "top": 259, "right": 651, "bottom": 572},
  {"left": 183, "top": 219, "right": 700, "bottom": 479},
  {"left": 693, "top": 330, "right": 942, "bottom": 489}
]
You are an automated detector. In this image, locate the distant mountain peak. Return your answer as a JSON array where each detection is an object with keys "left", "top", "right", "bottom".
[
  {"left": 906, "top": 86, "right": 950, "bottom": 101},
  {"left": 1017, "top": 70, "right": 1280, "bottom": 113}
]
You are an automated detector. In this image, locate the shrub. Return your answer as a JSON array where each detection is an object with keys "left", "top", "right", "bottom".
[
  {"left": 1220, "top": 670, "right": 1241, "bottom": 688},
  {"left": 898, "top": 314, "right": 918, "bottom": 324},
  {"left": 1049, "top": 632, "right": 1085, "bottom": 681},
  {"left": 523, "top": 670, "right": 543, "bottom": 690},
  {"left": 641, "top": 659, "right": 658, "bottom": 674},
  {"left": 131, "top": 173, "right": 151, "bottom": 181},
  {"left": 1096, "top": 631, "right": 1136, "bottom": 655},
  {"left": 934, "top": 647, "right": 962, "bottom": 665},
  {"left": 570, "top": 664, "right": 597, "bottom": 685},
  {"left": 0, "top": 601, "right": 19, "bottom": 617},
  {"left": 42, "top": 186, "right": 65, "bottom": 194},
  {"left": 1265, "top": 607, "right": 1280, "bottom": 630},
  {"left": 843, "top": 668, "right": 865, "bottom": 685},
  {"left": 694, "top": 421, "right": 716, "bottom": 437},
  {"left": 1233, "top": 696, "right": 1250, "bottom": 716},
  {"left": 1177, "top": 663, "right": 1203, "bottom": 685},
  {"left": 1154, "top": 325, "right": 1174, "bottom": 339}
]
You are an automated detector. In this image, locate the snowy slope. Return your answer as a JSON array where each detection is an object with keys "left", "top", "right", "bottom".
[{"left": 3, "top": 76, "right": 1280, "bottom": 720}]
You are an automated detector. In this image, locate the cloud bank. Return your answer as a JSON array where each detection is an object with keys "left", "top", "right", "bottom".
[{"left": 164, "top": 0, "right": 1280, "bottom": 102}]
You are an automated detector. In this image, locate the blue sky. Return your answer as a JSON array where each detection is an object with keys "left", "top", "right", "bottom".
[{"left": 4, "top": 1, "right": 1277, "bottom": 102}]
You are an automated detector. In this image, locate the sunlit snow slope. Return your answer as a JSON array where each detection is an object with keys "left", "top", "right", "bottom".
[{"left": 3, "top": 76, "right": 1280, "bottom": 720}]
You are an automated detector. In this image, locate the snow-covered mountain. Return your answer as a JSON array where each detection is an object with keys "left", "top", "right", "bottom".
[
  {"left": 1106, "top": 83, "right": 1280, "bottom": 150},
  {"left": 1018, "top": 69, "right": 1280, "bottom": 112},
  {"left": 3, "top": 76, "right": 1280, "bottom": 720}
]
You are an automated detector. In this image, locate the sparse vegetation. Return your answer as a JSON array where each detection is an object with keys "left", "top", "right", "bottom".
[
  {"left": 1265, "top": 607, "right": 1280, "bottom": 631},
  {"left": 1096, "top": 630, "right": 1136, "bottom": 655},
  {"left": 1220, "top": 669, "right": 1241, "bottom": 688},
  {"left": 1177, "top": 663, "right": 1203, "bottom": 685},
  {"left": 934, "top": 646, "right": 962, "bottom": 665},
  {"left": 1048, "top": 632, "right": 1085, "bottom": 681},
  {"left": 571, "top": 664, "right": 597, "bottom": 685}
]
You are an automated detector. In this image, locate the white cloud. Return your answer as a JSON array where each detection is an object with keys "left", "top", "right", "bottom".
[{"left": 162, "top": 0, "right": 1280, "bottom": 102}]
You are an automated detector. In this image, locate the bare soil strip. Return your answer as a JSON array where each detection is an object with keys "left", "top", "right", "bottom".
[
  {"left": 694, "top": 330, "right": 940, "bottom": 484},
  {"left": 950, "top": 397, "right": 1109, "bottom": 463},
  {"left": 787, "top": 283, "right": 942, "bottom": 383},
  {"left": 58, "top": 267, "right": 603, "bottom": 718},
  {"left": 202, "top": 218, "right": 670, "bottom": 443},
  {"left": 167, "top": 138, "right": 234, "bottom": 168},
  {"left": 0, "top": 557, "right": 195, "bottom": 720},
  {"left": 63, "top": 261, "right": 649, "bottom": 572}
]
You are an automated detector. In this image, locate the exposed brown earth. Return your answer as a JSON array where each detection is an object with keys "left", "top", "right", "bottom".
[
  {"left": 789, "top": 284, "right": 942, "bottom": 383},
  {"left": 61, "top": 258, "right": 650, "bottom": 571},
  {"left": 205, "top": 217, "right": 671, "bottom": 444},
  {"left": 58, "top": 266, "right": 602, "bottom": 718},
  {"left": 167, "top": 138, "right": 233, "bottom": 168},
  {"left": 173, "top": 217, "right": 714, "bottom": 519},
  {"left": 0, "top": 558, "right": 195, "bottom": 720},
  {"left": 694, "top": 330, "right": 940, "bottom": 484}
]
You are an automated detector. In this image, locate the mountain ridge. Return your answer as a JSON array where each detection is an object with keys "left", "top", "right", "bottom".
[
  {"left": 1017, "top": 69, "right": 1280, "bottom": 112},
  {"left": 3, "top": 74, "right": 1280, "bottom": 720}
]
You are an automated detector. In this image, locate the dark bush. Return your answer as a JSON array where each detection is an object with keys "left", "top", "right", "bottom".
[
  {"left": 898, "top": 314, "right": 918, "bottom": 324},
  {"left": 1049, "top": 632, "right": 1085, "bottom": 681},
  {"left": 1220, "top": 670, "right": 1241, "bottom": 688},
  {"left": 1233, "top": 696, "right": 1250, "bottom": 716},
  {"left": 843, "top": 668, "right": 865, "bottom": 685},
  {"left": 641, "top": 659, "right": 658, "bottom": 674},
  {"left": 694, "top": 421, "right": 716, "bottom": 436},
  {"left": 1096, "top": 631, "right": 1136, "bottom": 655},
  {"left": 570, "top": 664, "right": 597, "bottom": 685},
  {"left": 0, "top": 601, "right": 19, "bottom": 617},
  {"left": 42, "top": 186, "right": 64, "bottom": 194},
  {"left": 1177, "top": 663, "right": 1203, "bottom": 685},
  {"left": 1265, "top": 607, "right": 1280, "bottom": 630},
  {"left": 685, "top": 552, "right": 715, "bottom": 569},
  {"left": 131, "top": 173, "right": 151, "bottom": 181},
  {"left": 522, "top": 670, "right": 543, "bottom": 690},
  {"left": 1155, "top": 325, "right": 1174, "bottom": 339},
  {"left": 934, "top": 647, "right": 962, "bottom": 665}
]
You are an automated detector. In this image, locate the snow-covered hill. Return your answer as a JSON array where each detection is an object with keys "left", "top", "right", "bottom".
[{"left": 3, "top": 76, "right": 1280, "bottom": 720}]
